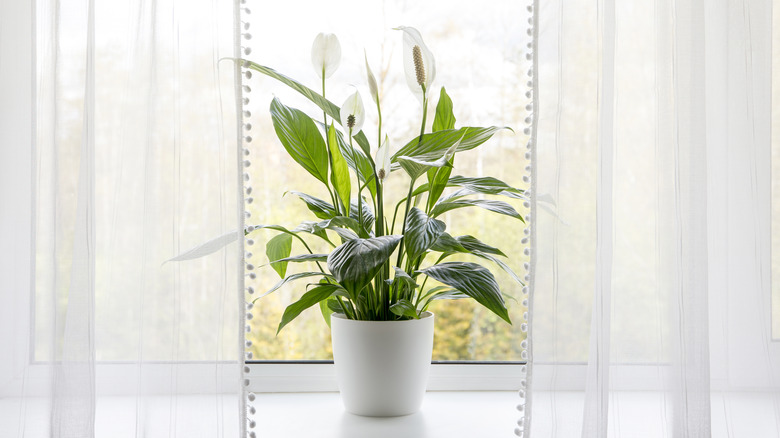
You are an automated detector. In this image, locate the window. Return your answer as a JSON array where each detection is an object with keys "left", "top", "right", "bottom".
[{"left": 241, "top": 1, "right": 533, "bottom": 365}]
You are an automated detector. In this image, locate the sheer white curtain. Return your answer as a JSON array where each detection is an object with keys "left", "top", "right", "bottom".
[
  {"left": 0, "top": 0, "right": 243, "bottom": 437},
  {"left": 527, "top": 0, "right": 780, "bottom": 436}
]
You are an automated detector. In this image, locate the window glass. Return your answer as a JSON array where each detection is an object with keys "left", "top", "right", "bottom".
[{"left": 243, "top": 0, "right": 532, "bottom": 360}]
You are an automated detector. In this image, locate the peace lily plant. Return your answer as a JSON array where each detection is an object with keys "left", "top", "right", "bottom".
[{"left": 243, "top": 28, "right": 526, "bottom": 334}]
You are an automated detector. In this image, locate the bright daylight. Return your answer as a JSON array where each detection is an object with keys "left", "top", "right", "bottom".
[{"left": 1, "top": 0, "right": 779, "bottom": 437}]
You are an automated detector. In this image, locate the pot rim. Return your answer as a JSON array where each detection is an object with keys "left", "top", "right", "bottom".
[{"left": 331, "top": 311, "right": 434, "bottom": 323}]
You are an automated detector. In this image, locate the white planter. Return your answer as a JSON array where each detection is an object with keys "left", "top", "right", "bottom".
[{"left": 330, "top": 311, "right": 435, "bottom": 417}]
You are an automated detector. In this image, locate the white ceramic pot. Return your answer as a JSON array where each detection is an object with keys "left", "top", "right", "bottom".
[{"left": 330, "top": 311, "right": 434, "bottom": 417}]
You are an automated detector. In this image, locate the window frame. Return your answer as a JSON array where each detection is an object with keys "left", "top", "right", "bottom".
[{"left": 245, "top": 361, "right": 526, "bottom": 393}]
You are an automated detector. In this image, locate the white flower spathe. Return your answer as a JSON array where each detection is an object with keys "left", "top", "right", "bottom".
[
  {"left": 311, "top": 33, "right": 342, "bottom": 79},
  {"left": 364, "top": 51, "right": 380, "bottom": 105},
  {"left": 396, "top": 26, "right": 436, "bottom": 101},
  {"left": 340, "top": 90, "right": 365, "bottom": 135},
  {"left": 375, "top": 135, "right": 391, "bottom": 182}
]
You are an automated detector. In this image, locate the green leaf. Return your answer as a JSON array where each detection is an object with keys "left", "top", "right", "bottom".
[
  {"left": 431, "top": 199, "right": 525, "bottom": 222},
  {"left": 306, "top": 216, "right": 361, "bottom": 242},
  {"left": 317, "top": 216, "right": 361, "bottom": 232},
  {"left": 252, "top": 224, "right": 332, "bottom": 251},
  {"left": 430, "top": 232, "right": 468, "bottom": 254},
  {"left": 428, "top": 289, "right": 469, "bottom": 301},
  {"left": 436, "top": 188, "right": 473, "bottom": 204},
  {"left": 397, "top": 154, "right": 453, "bottom": 182},
  {"left": 385, "top": 266, "right": 419, "bottom": 291},
  {"left": 418, "top": 262, "right": 511, "bottom": 324},
  {"left": 257, "top": 272, "right": 334, "bottom": 301},
  {"left": 447, "top": 175, "right": 524, "bottom": 197},
  {"left": 288, "top": 191, "right": 336, "bottom": 220},
  {"left": 432, "top": 87, "right": 456, "bottom": 132},
  {"left": 398, "top": 134, "right": 462, "bottom": 182},
  {"left": 327, "top": 235, "right": 403, "bottom": 298},
  {"left": 457, "top": 235, "right": 506, "bottom": 257},
  {"left": 327, "top": 297, "right": 345, "bottom": 314},
  {"left": 267, "top": 253, "right": 328, "bottom": 265},
  {"left": 328, "top": 226, "right": 359, "bottom": 242},
  {"left": 409, "top": 175, "right": 526, "bottom": 202},
  {"left": 430, "top": 235, "right": 509, "bottom": 272},
  {"left": 426, "top": 159, "right": 453, "bottom": 212},
  {"left": 270, "top": 98, "right": 329, "bottom": 185},
  {"left": 472, "top": 250, "right": 525, "bottom": 286},
  {"left": 328, "top": 124, "right": 351, "bottom": 215},
  {"left": 291, "top": 221, "right": 333, "bottom": 245},
  {"left": 404, "top": 207, "right": 446, "bottom": 261},
  {"left": 266, "top": 234, "right": 293, "bottom": 278},
  {"left": 324, "top": 124, "right": 377, "bottom": 198},
  {"left": 349, "top": 198, "right": 374, "bottom": 237},
  {"left": 247, "top": 62, "right": 373, "bottom": 156},
  {"left": 278, "top": 283, "right": 343, "bottom": 334},
  {"left": 391, "top": 126, "right": 509, "bottom": 165},
  {"left": 390, "top": 299, "right": 419, "bottom": 319},
  {"left": 320, "top": 297, "right": 336, "bottom": 328}
]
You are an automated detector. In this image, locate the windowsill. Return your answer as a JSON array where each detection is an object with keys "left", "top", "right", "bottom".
[{"left": 250, "top": 391, "right": 521, "bottom": 438}]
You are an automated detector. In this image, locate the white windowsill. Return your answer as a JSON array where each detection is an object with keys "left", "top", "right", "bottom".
[{"left": 250, "top": 391, "right": 521, "bottom": 438}]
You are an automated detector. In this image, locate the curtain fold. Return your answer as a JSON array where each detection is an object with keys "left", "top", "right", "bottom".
[
  {"left": 528, "top": 0, "right": 780, "bottom": 436},
  {"left": 1, "top": 0, "right": 243, "bottom": 436}
]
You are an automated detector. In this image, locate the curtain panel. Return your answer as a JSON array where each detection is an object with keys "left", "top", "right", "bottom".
[
  {"left": 0, "top": 0, "right": 244, "bottom": 437},
  {"left": 527, "top": 0, "right": 780, "bottom": 436}
]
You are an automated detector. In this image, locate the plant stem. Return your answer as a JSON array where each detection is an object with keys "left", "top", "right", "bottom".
[
  {"left": 348, "top": 131, "right": 364, "bottom": 235},
  {"left": 414, "top": 276, "right": 430, "bottom": 310},
  {"left": 394, "top": 89, "right": 428, "bottom": 274},
  {"left": 390, "top": 198, "right": 404, "bottom": 235},
  {"left": 395, "top": 178, "right": 417, "bottom": 270},
  {"left": 375, "top": 181, "right": 388, "bottom": 319},
  {"left": 419, "top": 91, "right": 428, "bottom": 144},
  {"left": 336, "top": 296, "right": 354, "bottom": 319},
  {"left": 321, "top": 75, "right": 343, "bottom": 216},
  {"left": 321, "top": 73, "right": 328, "bottom": 128}
]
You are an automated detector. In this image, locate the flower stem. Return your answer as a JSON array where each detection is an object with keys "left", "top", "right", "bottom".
[
  {"left": 348, "top": 130, "right": 363, "bottom": 234},
  {"left": 418, "top": 91, "right": 428, "bottom": 144},
  {"left": 321, "top": 75, "right": 342, "bottom": 216},
  {"left": 395, "top": 89, "right": 428, "bottom": 273},
  {"left": 395, "top": 177, "right": 417, "bottom": 270}
]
